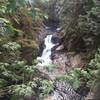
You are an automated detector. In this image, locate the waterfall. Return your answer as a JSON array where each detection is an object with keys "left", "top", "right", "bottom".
[
  {"left": 37, "top": 35, "right": 55, "bottom": 66},
  {"left": 37, "top": 31, "right": 84, "bottom": 100}
]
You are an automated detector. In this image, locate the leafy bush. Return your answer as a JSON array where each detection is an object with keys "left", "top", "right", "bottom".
[
  {"left": 9, "top": 84, "right": 33, "bottom": 100},
  {"left": 2, "top": 42, "right": 21, "bottom": 51},
  {"left": 0, "top": 0, "right": 55, "bottom": 99},
  {"left": 0, "top": 18, "right": 22, "bottom": 37},
  {"left": 43, "top": 64, "right": 55, "bottom": 72},
  {"left": 39, "top": 79, "right": 54, "bottom": 98},
  {"left": 86, "top": 49, "right": 100, "bottom": 87},
  {"left": 0, "top": 40, "right": 54, "bottom": 99},
  {"left": 56, "top": 68, "right": 91, "bottom": 89}
]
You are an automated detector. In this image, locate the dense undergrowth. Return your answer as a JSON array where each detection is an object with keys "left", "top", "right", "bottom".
[
  {"left": 56, "top": 0, "right": 100, "bottom": 99},
  {"left": 0, "top": 0, "right": 54, "bottom": 100}
]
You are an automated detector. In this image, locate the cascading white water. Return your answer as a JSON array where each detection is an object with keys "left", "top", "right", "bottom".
[{"left": 37, "top": 35, "right": 55, "bottom": 66}]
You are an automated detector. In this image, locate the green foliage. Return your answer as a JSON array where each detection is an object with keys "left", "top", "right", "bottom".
[
  {"left": 6, "top": 0, "right": 27, "bottom": 13},
  {"left": 32, "top": 59, "right": 39, "bottom": 65},
  {"left": 0, "top": 0, "right": 54, "bottom": 99},
  {"left": 54, "top": 0, "right": 100, "bottom": 94},
  {"left": 0, "top": 79, "right": 8, "bottom": 88},
  {"left": 0, "top": 60, "right": 36, "bottom": 82},
  {"left": 0, "top": 40, "right": 35, "bottom": 99},
  {"left": 2, "top": 42, "right": 21, "bottom": 51},
  {"left": 91, "top": 6, "right": 100, "bottom": 17},
  {"left": 89, "top": 48, "right": 100, "bottom": 70},
  {"left": 56, "top": 48, "right": 100, "bottom": 90},
  {"left": 9, "top": 84, "right": 33, "bottom": 99},
  {"left": 0, "top": 18, "right": 22, "bottom": 37},
  {"left": 30, "top": 0, "right": 49, "bottom": 20},
  {"left": 24, "top": 65, "right": 36, "bottom": 77},
  {"left": 0, "top": 18, "right": 10, "bottom": 23},
  {"left": 84, "top": 48, "right": 100, "bottom": 100},
  {"left": 56, "top": 68, "right": 91, "bottom": 89},
  {"left": 0, "top": 37, "right": 53, "bottom": 99},
  {"left": 8, "top": 78, "right": 54, "bottom": 99},
  {"left": 38, "top": 79, "right": 54, "bottom": 98},
  {"left": 0, "top": 40, "right": 53, "bottom": 99},
  {"left": 43, "top": 64, "right": 55, "bottom": 72},
  {"left": 0, "top": 0, "right": 46, "bottom": 37},
  {"left": 58, "top": 0, "right": 100, "bottom": 51},
  {"left": 87, "top": 49, "right": 100, "bottom": 87}
]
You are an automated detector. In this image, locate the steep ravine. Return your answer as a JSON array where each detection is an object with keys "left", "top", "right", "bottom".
[{"left": 36, "top": 26, "right": 86, "bottom": 100}]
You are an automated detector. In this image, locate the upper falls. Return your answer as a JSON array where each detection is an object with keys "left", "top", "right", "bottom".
[{"left": 37, "top": 35, "right": 55, "bottom": 66}]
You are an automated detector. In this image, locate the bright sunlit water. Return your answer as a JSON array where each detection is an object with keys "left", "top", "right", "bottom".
[{"left": 37, "top": 35, "right": 55, "bottom": 66}]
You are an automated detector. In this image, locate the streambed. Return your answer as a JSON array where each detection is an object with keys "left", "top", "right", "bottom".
[{"left": 36, "top": 26, "right": 85, "bottom": 100}]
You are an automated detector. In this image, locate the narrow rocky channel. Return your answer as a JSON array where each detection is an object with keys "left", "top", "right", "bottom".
[{"left": 36, "top": 25, "right": 85, "bottom": 100}]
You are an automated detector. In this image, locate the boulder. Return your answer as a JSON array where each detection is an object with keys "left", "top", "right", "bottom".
[{"left": 51, "top": 36, "right": 61, "bottom": 44}]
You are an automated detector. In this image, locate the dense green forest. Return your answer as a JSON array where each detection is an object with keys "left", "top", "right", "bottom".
[{"left": 0, "top": 0, "right": 100, "bottom": 100}]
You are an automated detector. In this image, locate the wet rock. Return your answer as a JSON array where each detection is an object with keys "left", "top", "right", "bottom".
[
  {"left": 56, "top": 27, "right": 62, "bottom": 32},
  {"left": 69, "top": 54, "right": 83, "bottom": 68},
  {"left": 64, "top": 37, "right": 86, "bottom": 52},
  {"left": 51, "top": 36, "right": 61, "bottom": 44},
  {"left": 56, "top": 45, "right": 64, "bottom": 51},
  {"left": 85, "top": 92, "right": 94, "bottom": 100},
  {"left": 38, "top": 42, "right": 45, "bottom": 56},
  {"left": 44, "top": 81, "right": 84, "bottom": 100},
  {"left": 52, "top": 81, "right": 84, "bottom": 100},
  {"left": 52, "top": 49, "right": 86, "bottom": 75},
  {"left": 52, "top": 50, "right": 72, "bottom": 73}
]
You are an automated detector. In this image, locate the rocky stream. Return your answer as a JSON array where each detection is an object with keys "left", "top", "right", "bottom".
[{"left": 35, "top": 24, "right": 91, "bottom": 100}]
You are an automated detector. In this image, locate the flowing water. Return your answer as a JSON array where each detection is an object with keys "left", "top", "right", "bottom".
[
  {"left": 36, "top": 29, "right": 85, "bottom": 100},
  {"left": 37, "top": 34, "right": 55, "bottom": 66}
]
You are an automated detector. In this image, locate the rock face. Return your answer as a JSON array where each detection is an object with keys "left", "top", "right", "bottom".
[
  {"left": 44, "top": 81, "right": 84, "bottom": 100},
  {"left": 52, "top": 51, "right": 84, "bottom": 74},
  {"left": 52, "top": 81, "right": 85, "bottom": 100},
  {"left": 51, "top": 36, "right": 61, "bottom": 44},
  {"left": 52, "top": 52, "right": 69, "bottom": 74},
  {"left": 68, "top": 53, "right": 85, "bottom": 68}
]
